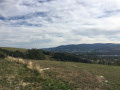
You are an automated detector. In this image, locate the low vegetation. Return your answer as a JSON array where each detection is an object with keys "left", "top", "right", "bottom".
[
  {"left": 0, "top": 58, "right": 74, "bottom": 90},
  {"left": 0, "top": 51, "right": 6, "bottom": 58},
  {"left": 1, "top": 57, "right": 120, "bottom": 90},
  {"left": 1, "top": 47, "right": 120, "bottom": 66},
  {"left": 27, "top": 49, "right": 45, "bottom": 60},
  {"left": 32, "top": 60, "right": 120, "bottom": 90},
  {"left": 0, "top": 47, "right": 120, "bottom": 89},
  {"left": 0, "top": 48, "right": 45, "bottom": 60},
  {"left": 0, "top": 47, "right": 27, "bottom": 52}
]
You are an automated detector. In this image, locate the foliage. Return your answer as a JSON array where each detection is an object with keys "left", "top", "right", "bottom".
[
  {"left": 0, "top": 51, "right": 6, "bottom": 58},
  {"left": 52, "top": 52, "right": 91, "bottom": 63},
  {"left": 114, "top": 59, "right": 120, "bottom": 66},
  {"left": 0, "top": 48, "right": 45, "bottom": 60},
  {"left": 27, "top": 49, "right": 45, "bottom": 60},
  {"left": 1, "top": 47, "right": 120, "bottom": 66}
]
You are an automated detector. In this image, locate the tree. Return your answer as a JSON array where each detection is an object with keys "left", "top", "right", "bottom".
[
  {"left": 0, "top": 51, "right": 6, "bottom": 58},
  {"left": 27, "top": 49, "right": 45, "bottom": 60},
  {"left": 115, "top": 59, "right": 120, "bottom": 66}
]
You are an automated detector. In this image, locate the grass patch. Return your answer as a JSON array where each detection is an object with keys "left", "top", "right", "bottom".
[
  {"left": 0, "top": 47, "right": 27, "bottom": 52},
  {"left": 32, "top": 60, "right": 120, "bottom": 90},
  {"left": 1, "top": 58, "right": 120, "bottom": 90},
  {"left": 0, "top": 59, "right": 74, "bottom": 90}
]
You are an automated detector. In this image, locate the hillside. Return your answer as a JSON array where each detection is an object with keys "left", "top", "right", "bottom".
[
  {"left": 0, "top": 58, "right": 74, "bottom": 90},
  {"left": 44, "top": 43, "right": 120, "bottom": 53},
  {"left": 32, "top": 60, "right": 120, "bottom": 90},
  {"left": 0, "top": 47, "right": 27, "bottom": 52},
  {"left": 0, "top": 57, "right": 120, "bottom": 90},
  {"left": 1, "top": 46, "right": 120, "bottom": 66}
]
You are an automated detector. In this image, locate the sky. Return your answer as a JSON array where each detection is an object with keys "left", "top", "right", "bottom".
[{"left": 0, "top": 0, "right": 120, "bottom": 48}]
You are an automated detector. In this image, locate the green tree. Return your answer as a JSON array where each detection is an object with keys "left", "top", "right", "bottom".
[
  {"left": 0, "top": 51, "right": 6, "bottom": 58},
  {"left": 115, "top": 59, "right": 120, "bottom": 66},
  {"left": 27, "top": 49, "right": 45, "bottom": 60}
]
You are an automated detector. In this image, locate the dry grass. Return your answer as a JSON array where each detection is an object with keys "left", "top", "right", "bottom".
[
  {"left": 31, "top": 60, "right": 120, "bottom": 90},
  {"left": 19, "top": 58, "right": 26, "bottom": 65},
  {"left": 27, "top": 61, "right": 33, "bottom": 70},
  {"left": 35, "top": 65, "right": 42, "bottom": 73},
  {"left": 0, "top": 58, "right": 74, "bottom": 90},
  {"left": 6, "top": 56, "right": 46, "bottom": 75},
  {"left": 0, "top": 47, "right": 27, "bottom": 52},
  {"left": 5, "top": 56, "right": 120, "bottom": 89}
]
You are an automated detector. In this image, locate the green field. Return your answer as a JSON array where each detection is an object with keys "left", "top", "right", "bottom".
[
  {"left": 0, "top": 47, "right": 27, "bottom": 52},
  {"left": 0, "top": 58, "right": 120, "bottom": 90},
  {"left": 32, "top": 60, "right": 120, "bottom": 90},
  {"left": 0, "top": 59, "right": 74, "bottom": 90}
]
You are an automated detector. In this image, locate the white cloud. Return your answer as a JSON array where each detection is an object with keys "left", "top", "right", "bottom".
[{"left": 0, "top": 0, "right": 120, "bottom": 48}]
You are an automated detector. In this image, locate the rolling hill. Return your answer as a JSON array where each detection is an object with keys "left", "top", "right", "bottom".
[
  {"left": 0, "top": 46, "right": 120, "bottom": 89},
  {"left": 0, "top": 57, "right": 120, "bottom": 90},
  {"left": 44, "top": 43, "right": 120, "bottom": 53},
  {"left": 0, "top": 47, "right": 27, "bottom": 52}
]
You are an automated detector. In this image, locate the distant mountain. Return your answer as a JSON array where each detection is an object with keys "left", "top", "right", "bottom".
[{"left": 44, "top": 43, "right": 120, "bottom": 53}]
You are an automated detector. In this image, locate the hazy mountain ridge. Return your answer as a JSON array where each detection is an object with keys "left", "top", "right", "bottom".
[{"left": 44, "top": 43, "right": 120, "bottom": 53}]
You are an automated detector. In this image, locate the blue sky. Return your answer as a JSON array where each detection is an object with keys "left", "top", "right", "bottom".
[{"left": 0, "top": 0, "right": 120, "bottom": 48}]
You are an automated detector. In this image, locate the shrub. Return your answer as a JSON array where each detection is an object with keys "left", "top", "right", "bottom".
[
  {"left": 0, "top": 51, "right": 6, "bottom": 58},
  {"left": 27, "top": 49, "right": 45, "bottom": 60}
]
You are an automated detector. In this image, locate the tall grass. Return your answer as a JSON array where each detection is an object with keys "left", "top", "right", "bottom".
[{"left": 6, "top": 56, "right": 45, "bottom": 75}]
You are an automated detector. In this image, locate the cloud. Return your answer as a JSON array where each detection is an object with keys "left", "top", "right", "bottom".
[{"left": 0, "top": 0, "right": 120, "bottom": 48}]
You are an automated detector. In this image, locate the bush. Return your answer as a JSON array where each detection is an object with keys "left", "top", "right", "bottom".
[
  {"left": 27, "top": 49, "right": 45, "bottom": 60},
  {"left": 0, "top": 51, "right": 6, "bottom": 58}
]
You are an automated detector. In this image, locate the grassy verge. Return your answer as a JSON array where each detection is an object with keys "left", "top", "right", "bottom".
[{"left": 0, "top": 59, "right": 74, "bottom": 90}]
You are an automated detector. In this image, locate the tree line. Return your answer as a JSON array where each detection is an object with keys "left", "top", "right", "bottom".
[
  {"left": 44, "top": 51, "right": 120, "bottom": 66},
  {"left": 0, "top": 51, "right": 6, "bottom": 59},
  {"left": 0, "top": 48, "right": 120, "bottom": 66},
  {"left": 0, "top": 48, "right": 45, "bottom": 60}
]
